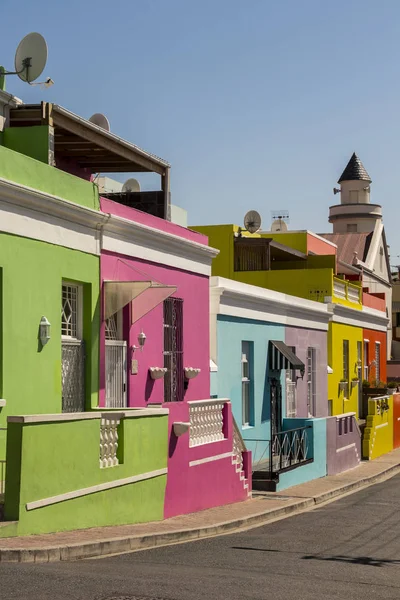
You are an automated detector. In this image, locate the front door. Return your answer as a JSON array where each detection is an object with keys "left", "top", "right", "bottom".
[
  {"left": 270, "top": 377, "right": 282, "bottom": 437},
  {"left": 105, "top": 311, "right": 127, "bottom": 408}
]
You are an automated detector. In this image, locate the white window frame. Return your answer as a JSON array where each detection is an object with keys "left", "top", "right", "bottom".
[
  {"left": 363, "top": 340, "right": 369, "bottom": 381},
  {"left": 241, "top": 341, "right": 251, "bottom": 427},
  {"left": 375, "top": 341, "right": 381, "bottom": 384},
  {"left": 61, "top": 282, "right": 83, "bottom": 341},
  {"left": 307, "top": 347, "right": 317, "bottom": 416}
]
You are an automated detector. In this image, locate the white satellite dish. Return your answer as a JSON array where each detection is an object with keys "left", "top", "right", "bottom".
[
  {"left": 271, "top": 219, "right": 288, "bottom": 232},
  {"left": 89, "top": 113, "right": 111, "bottom": 132},
  {"left": 14, "top": 33, "right": 48, "bottom": 83},
  {"left": 244, "top": 210, "right": 262, "bottom": 234},
  {"left": 122, "top": 178, "right": 141, "bottom": 193}
]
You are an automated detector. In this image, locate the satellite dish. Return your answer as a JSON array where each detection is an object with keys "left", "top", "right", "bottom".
[
  {"left": 122, "top": 178, "right": 141, "bottom": 193},
  {"left": 14, "top": 33, "right": 48, "bottom": 83},
  {"left": 271, "top": 219, "right": 288, "bottom": 232},
  {"left": 89, "top": 113, "right": 111, "bottom": 132},
  {"left": 244, "top": 210, "right": 262, "bottom": 234}
]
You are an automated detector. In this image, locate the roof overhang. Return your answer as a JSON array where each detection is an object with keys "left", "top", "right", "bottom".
[
  {"left": 104, "top": 280, "right": 176, "bottom": 321},
  {"left": 235, "top": 236, "right": 307, "bottom": 262},
  {"left": 8, "top": 102, "right": 170, "bottom": 175}
]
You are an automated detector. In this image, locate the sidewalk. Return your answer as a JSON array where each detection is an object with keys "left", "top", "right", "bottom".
[{"left": 1, "top": 447, "right": 400, "bottom": 563}]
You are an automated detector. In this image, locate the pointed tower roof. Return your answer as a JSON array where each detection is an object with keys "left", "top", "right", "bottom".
[{"left": 338, "top": 153, "right": 371, "bottom": 183}]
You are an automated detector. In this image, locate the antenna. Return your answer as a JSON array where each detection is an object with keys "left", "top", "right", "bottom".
[
  {"left": 333, "top": 187, "right": 341, "bottom": 195},
  {"left": 89, "top": 113, "right": 110, "bottom": 132},
  {"left": 244, "top": 210, "right": 262, "bottom": 234},
  {"left": 270, "top": 210, "right": 289, "bottom": 233},
  {"left": 1, "top": 33, "right": 53, "bottom": 87},
  {"left": 271, "top": 210, "right": 290, "bottom": 222},
  {"left": 122, "top": 178, "right": 141, "bottom": 193}
]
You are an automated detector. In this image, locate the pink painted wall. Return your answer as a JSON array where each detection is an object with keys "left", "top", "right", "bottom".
[
  {"left": 100, "top": 251, "right": 210, "bottom": 407},
  {"left": 100, "top": 197, "right": 208, "bottom": 245},
  {"left": 164, "top": 401, "right": 248, "bottom": 518}
]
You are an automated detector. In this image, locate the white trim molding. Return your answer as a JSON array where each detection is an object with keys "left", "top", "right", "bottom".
[
  {"left": 329, "top": 302, "right": 389, "bottom": 332},
  {"left": 8, "top": 408, "right": 169, "bottom": 424},
  {"left": 102, "top": 215, "right": 219, "bottom": 276},
  {"left": 25, "top": 467, "right": 168, "bottom": 511},
  {"left": 189, "top": 452, "right": 233, "bottom": 467},
  {"left": 211, "top": 277, "right": 331, "bottom": 330}
]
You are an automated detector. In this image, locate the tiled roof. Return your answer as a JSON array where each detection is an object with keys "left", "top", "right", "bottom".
[
  {"left": 319, "top": 232, "right": 372, "bottom": 266},
  {"left": 338, "top": 153, "right": 371, "bottom": 183}
]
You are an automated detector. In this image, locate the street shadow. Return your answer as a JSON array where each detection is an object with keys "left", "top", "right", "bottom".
[
  {"left": 302, "top": 554, "right": 400, "bottom": 567},
  {"left": 232, "top": 546, "right": 283, "bottom": 554}
]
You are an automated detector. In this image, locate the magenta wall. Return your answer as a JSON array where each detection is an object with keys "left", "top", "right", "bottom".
[
  {"left": 285, "top": 327, "right": 328, "bottom": 418},
  {"left": 100, "top": 251, "right": 210, "bottom": 407}
]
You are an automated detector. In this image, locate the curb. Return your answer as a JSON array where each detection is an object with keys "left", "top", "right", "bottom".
[{"left": 1, "top": 461, "right": 400, "bottom": 563}]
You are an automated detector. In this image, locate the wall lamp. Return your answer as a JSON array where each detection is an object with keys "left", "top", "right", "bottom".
[
  {"left": 39, "top": 316, "right": 51, "bottom": 346},
  {"left": 132, "top": 330, "right": 146, "bottom": 353}
]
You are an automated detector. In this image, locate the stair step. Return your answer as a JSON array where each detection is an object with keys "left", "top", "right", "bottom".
[{"left": 252, "top": 478, "right": 277, "bottom": 492}]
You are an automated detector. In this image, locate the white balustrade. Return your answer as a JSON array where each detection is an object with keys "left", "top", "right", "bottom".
[
  {"left": 99, "top": 417, "right": 120, "bottom": 468},
  {"left": 333, "top": 279, "right": 347, "bottom": 299},
  {"left": 232, "top": 417, "right": 246, "bottom": 471},
  {"left": 189, "top": 400, "right": 226, "bottom": 447},
  {"left": 347, "top": 284, "right": 361, "bottom": 304}
]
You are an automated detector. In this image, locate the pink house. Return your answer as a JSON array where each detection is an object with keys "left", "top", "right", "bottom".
[{"left": 99, "top": 197, "right": 251, "bottom": 517}]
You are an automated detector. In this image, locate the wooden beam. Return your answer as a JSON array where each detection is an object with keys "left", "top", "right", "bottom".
[{"left": 52, "top": 108, "right": 165, "bottom": 175}]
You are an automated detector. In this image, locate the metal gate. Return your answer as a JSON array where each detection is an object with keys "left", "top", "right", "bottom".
[
  {"left": 163, "top": 298, "right": 184, "bottom": 402},
  {"left": 62, "top": 340, "right": 85, "bottom": 412},
  {"left": 105, "top": 340, "right": 127, "bottom": 408}
]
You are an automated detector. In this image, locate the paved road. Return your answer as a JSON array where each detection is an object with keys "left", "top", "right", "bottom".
[{"left": 1, "top": 474, "right": 400, "bottom": 600}]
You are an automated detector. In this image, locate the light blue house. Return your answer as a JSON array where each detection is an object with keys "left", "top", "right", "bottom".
[{"left": 210, "top": 277, "right": 330, "bottom": 491}]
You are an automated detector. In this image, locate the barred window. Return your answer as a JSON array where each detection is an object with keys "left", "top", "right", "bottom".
[{"left": 62, "top": 284, "right": 80, "bottom": 338}]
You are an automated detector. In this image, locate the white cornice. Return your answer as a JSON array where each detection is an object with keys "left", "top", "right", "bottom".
[
  {"left": 103, "top": 216, "right": 219, "bottom": 276},
  {"left": 330, "top": 302, "right": 388, "bottom": 331},
  {"left": 211, "top": 277, "right": 330, "bottom": 330},
  {"left": 0, "top": 177, "right": 105, "bottom": 255}
]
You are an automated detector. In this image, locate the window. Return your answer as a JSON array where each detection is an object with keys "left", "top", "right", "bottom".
[
  {"left": 343, "top": 340, "right": 349, "bottom": 382},
  {"left": 163, "top": 298, "right": 184, "bottom": 402},
  {"left": 61, "top": 283, "right": 82, "bottom": 339},
  {"left": 379, "top": 247, "right": 384, "bottom": 272},
  {"left": 307, "top": 347, "right": 317, "bottom": 416},
  {"left": 241, "top": 341, "right": 253, "bottom": 426},
  {"left": 347, "top": 224, "right": 358, "bottom": 232},
  {"left": 286, "top": 346, "right": 297, "bottom": 418},
  {"left": 375, "top": 342, "right": 381, "bottom": 384},
  {"left": 363, "top": 340, "right": 369, "bottom": 381},
  {"left": 234, "top": 241, "right": 269, "bottom": 272},
  {"left": 396, "top": 312, "right": 400, "bottom": 327}
]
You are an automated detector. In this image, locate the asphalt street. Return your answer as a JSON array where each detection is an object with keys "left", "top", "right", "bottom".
[{"left": 1, "top": 474, "right": 400, "bottom": 600}]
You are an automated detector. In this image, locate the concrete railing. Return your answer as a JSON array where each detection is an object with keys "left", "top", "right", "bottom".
[
  {"left": 333, "top": 278, "right": 361, "bottom": 304},
  {"left": 188, "top": 399, "right": 229, "bottom": 447}
]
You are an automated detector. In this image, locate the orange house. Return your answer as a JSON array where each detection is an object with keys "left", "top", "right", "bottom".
[{"left": 362, "top": 329, "right": 387, "bottom": 385}]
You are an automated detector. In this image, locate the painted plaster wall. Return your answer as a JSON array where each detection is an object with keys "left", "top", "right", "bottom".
[
  {"left": 100, "top": 251, "right": 210, "bottom": 407},
  {"left": 0, "top": 145, "right": 99, "bottom": 210},
  {"left": 363, "top": 328, "right": 387, "bottom": 384},
  {"left": 215, "top": 315, "right": 285, "bottom": 463},
  {"left": 393, "top": 393, "right": 400, "bottom": 449},
  {"left": 3, "top": 413, "right": 168, "bottom": 535},
  {"left": 362, "top": 396, "right": 394, "bottom": 460},
  {"left": 326, "top": 415, "right": 361, "bottom": 475},
  {"left": 276, "top": 418, "right": 327, "bottom": 491},
  {"left": 101, "top": 198, "right": 208, "bottom": 245},
  {"left": 285, "top": 327, "right": 328, "bottom": 418},
  {"left": 328, "top": 322, "right": 363, "bottom": 417},
  {"left": 164, "top": 401, "right": 248, "bottom": 518},
  {"left": 4, "top": 126, "right": 49, "bottom": 164},
  {"left": 0, "top": 234, "right": 100, "bottom": 461}
]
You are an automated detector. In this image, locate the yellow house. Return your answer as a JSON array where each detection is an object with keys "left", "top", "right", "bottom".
[{"left": 193, "top": 225, "right": 388, "bottom": 418}]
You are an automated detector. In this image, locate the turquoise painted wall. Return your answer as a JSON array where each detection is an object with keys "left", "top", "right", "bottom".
[
  {"left": 0, "top": 145, "right": 99, "bottom": 210},
  {"left": 3, "top": 126, "right": 49, "bottom": 164},
  {"left": 276, "top": 418, "right": 327, "bottom": 491},
  {"left": 0, "top": 234, "right": 100, "bottom": 461},
  {"left": 3, "top": 413, "right": 168, "bottom": 535},
  {"left": 216, "top": 315, "right": 285, "bottom": 463}
]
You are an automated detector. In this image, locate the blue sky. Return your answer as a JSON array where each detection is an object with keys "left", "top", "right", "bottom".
[{"left": 2, "top": 0, "right": 400, "bottom": 262}]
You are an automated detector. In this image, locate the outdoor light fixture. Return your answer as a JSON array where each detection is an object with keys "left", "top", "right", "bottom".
[
  {"left": 132, "top": 330, "right": 147, "bottom": 353},
  {"left": 39, "top": 316, "right": 51, "bottom": 346}
]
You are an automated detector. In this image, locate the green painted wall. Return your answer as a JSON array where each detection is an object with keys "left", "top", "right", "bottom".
[
  {"left": 3, "top": 413, "right": 168, "bottom": 535},
  {"left": 3, "top": 127, "right": 50, "bottom": 164},
  {"left": 0, "top": 234, "right": 100, "bottom": 461},
  {"left": 0, "top": 145, "right": 99, "bottom": 210}
]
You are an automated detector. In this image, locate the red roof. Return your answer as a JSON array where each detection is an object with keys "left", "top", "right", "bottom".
[{"left": 319, "top": 232, "right": 372, "bottom": 266}]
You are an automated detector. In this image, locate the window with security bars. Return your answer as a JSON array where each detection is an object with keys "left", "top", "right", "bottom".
[
  {"left": 62, "top": 284, "right": 80, "bottom": 338},
  {"left": 375, "top": 342, "right": 381, "bottom": 384},
  {"left": 286, "top": 346, "right": 297, "bottom": 418},
  {"left": 307, "top": 347, "right": 317, "bottom": 416},
  {"left": 343, "top": 340, "right": 349, "bottom": 381},
  {"left": 163, "top": 298, "right": 184, "bottom": 402},
  {"left": 364, "top": 340, "right": 369, "bottom": 381},
  {"left": 241, "top": 341, "right": 252, "bottom": 426}
]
